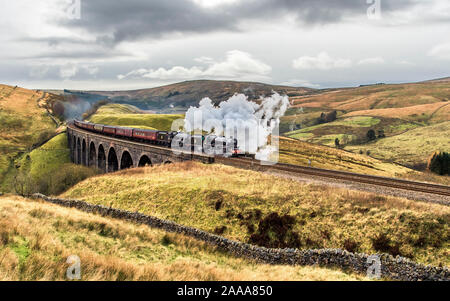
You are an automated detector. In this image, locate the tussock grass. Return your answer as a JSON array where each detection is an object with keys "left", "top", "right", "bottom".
[
  {"left": 0, "top": 195, "right": 365, "bottom": 280},
  {"left": 63, "top": 162, "right": 450, "bottom": 267}
]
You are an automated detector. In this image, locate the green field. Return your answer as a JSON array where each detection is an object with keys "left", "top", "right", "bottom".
[
  {"left": 284, "top": 116, "right": 418, "bottom": 147},
  {"left": 17, "top": 133, "right": 71, "bottom": 178},
  {"left": 88, "top": 104, "right": 184, "bottom": 131},
  {"left": 346, "top": 121, "right": 450, "bottom": 168},
  {"left": 63, "top": 162, "right": 450, "bottom": 267}
]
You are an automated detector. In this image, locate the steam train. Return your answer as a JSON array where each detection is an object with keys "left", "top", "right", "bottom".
[{"left": 73, "top": 120, "right": 242, "bottom": 157}]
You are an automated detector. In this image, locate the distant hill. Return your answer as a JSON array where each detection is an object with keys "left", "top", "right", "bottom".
[
  {"left": 62, "top": 80, "right": 314, "bottom": 112},
  {"left": 283, "top": 79, "right": 450, "bottom": 170},
  {"left": 423, "top": 76, "right": 450, "bottom": 83}
]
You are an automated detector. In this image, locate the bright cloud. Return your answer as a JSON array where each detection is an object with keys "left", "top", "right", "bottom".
[
  {"left": 358, "top": 57, "right": 385, "bottom": 65},
  {"left": 58, "top": 64, "right": 100, "bottom": 79},
  {"left": 292, "top": 52, "right": 352, "bottom": 70},
  {"left": 428, "top": 42, "right": 450, "bottom": 60},
  {"left": 60, "top": 64, "right": 78, "bottom": 79},
  {"left": 280, "top": 79, "right": 320, "bottom": 88},
  {"left": 118, "top": 50, "right": 272, "bottom": 81}
]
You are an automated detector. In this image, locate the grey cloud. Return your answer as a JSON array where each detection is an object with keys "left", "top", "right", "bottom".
[
  {"left": 62, "top": 0, "right": 237, "bottom": 43},
  {"left": 19, "top": 36, "right": 92, "bottom": 47},
  {"left": 58, "top": 0, "right": 420, "bottom": 45},
  {"left": 20, "top": 49, "right": 129, "bottom": 60}
]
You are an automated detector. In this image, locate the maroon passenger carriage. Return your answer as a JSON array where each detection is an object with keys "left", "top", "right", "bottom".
[{"left": 73, "top": 120, "right": 242, "bottom": 157}]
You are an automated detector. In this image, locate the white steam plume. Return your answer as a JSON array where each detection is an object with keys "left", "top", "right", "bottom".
[{"left": 184, "top": 92, "right": 290, "bottom": 159}]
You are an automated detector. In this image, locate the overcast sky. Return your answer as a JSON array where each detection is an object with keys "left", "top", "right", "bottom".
[{"left": 1, "top": 0, "right": 449, "bottom": 90}]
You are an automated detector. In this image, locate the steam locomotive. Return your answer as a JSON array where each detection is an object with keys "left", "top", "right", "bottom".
[{"left": 73, "top": 120, "right": 242, "bottom": 157}]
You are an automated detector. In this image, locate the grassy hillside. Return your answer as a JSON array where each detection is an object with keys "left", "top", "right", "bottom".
[
  {"left": 89, "top": 104, "right": 414, "bottom": 178},
  {"left": 285, "top": 116, "right": 420, "bottom": 146},
  {"left": 0, "top": 195, "right": 364, "bottom": 280},
  {"left": 63, "top": 162, "right": 449, "bottom": 267},
  {"left": 0, "top": 84, "right": 62, "bottom": 185},
  {"left": 73, "top": 80, "right": 313, "bottom": 111},
  {"left": 290, "top": 82, "right": 450, "bottom": 113},
  {"left": 18, "top": 133, "right": 71, "bottom": 178},
  {"left": 283, "top": 81, "right": 450, "bottom": 170},
  {"left": 2, "top": 133, "right": 97, "bottom": 195},
  {"left": 88, "top": 104, "right": 183, "bottom": 131},
  {"left": 346, "top": 121, "right": 450, "bottom": 168},
  {"left": 278, "top": 137, "right": 413, "bottom": 177},
  {"left": 342, "top": 102, "right": 450, "bottom": 124}
]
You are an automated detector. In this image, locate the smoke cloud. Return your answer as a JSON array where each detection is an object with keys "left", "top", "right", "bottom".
[
  {"left": 184, "top": 92, "right": 290, "bottom": 160},
  {"left": 61, "top": 98, "right": 92, "bottom": 120}
]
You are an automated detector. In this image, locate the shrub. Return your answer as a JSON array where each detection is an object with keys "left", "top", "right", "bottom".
[
  {"left": 427, "top": 151, "right": 450, "bottom": 175},
  {"left": 47, "top": 164, "right": 98, "bottom": 195},
  {"left": 318, "top": 110, "right": 337, "bottom": 124},
  {"left": 32, "top": 130, "right": 55, "bottom": 148},
  {"left": 371, "top": 233, "right": 402, "bottom": 257},
  {"left": 366, "top": 129, "right": 376, "bottom": 141},
  {"left": 371, "top": 233, "right": 391, "bottom": 253},
  {"left": 213, "top": 226, "right": 227, "bottom": 235},
  {"left": 52, "top": 101, "right": 65, "bottom": 119},
  {"left": 343, "top": 239, "right": 359, "bottom": 253},
  {"left": 334, "top": 138, "right": 340, "bottom": 147},
  {"left": 0, "top": 229, "right": 9, "bottom": 246},
  {"left": 249, "top": 212, "right": 301, "bottom": 248},
  {"left": 161, "top": 234, "right": 172, "bottom": 246},
  {"left": 14, "top": 163, "right": 97, "bottom": 196}
]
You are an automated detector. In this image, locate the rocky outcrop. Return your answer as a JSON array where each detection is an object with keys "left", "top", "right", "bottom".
[{"left": 32, "top": 193, "right": 449, "bottom": 281}]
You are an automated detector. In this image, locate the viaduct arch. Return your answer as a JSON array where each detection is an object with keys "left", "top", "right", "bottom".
[{"left": 67, "top": 123, "right": 210, "bottom": 173}]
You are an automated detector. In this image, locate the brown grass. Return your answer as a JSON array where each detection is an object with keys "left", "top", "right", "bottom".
[
  {"left": 63, "top": 162, "right": 450, "bottom": 267},
  {"left": 0, "top": 195, "right": 365, "bottom": 281},
  {"left": 342, "top": 102, "right": 449, "bottom": 120}
]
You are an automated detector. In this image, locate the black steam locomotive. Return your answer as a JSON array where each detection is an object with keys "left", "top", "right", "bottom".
[{"left": 73, "top": 120, "right": 242, "bottom": 157}]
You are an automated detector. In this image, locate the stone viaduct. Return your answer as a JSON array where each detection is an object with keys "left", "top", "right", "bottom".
[{"left": 67, "top": 124, "right": 211, "bottom": 173}]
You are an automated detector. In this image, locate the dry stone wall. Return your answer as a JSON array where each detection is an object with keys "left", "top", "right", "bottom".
[{"left": 32, "top": 193, "right": 449, "bottom": 281}]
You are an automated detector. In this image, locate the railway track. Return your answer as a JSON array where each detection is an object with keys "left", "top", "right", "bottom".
[{"left": 216, "top": 157, "right": 450, "bottom": 197}]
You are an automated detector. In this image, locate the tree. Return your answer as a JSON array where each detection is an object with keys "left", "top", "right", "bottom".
[
  {"left": 52, "top": 101, "right": 65, "bottom": 119},
  {"left": 318, "top": 110, "right": 337, "bottom": 124},
  {"left": 335, "top": 138, "right": 340, "bottom": 148},
  {"left": 318, "top": 112, "right": 326, "bottom": 124},
  {"left": 326, "top": 110, "right": 337, "bottom": 122},
  {"left": 427, "top": 151, "right": 450, "bottom": 175},
  {"left": 367, "top": 129, "right": 376, "bottom": 141}
]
